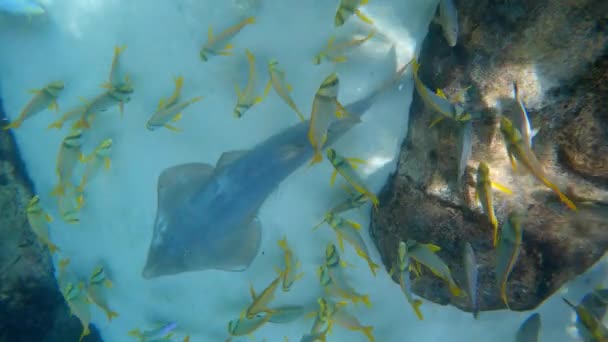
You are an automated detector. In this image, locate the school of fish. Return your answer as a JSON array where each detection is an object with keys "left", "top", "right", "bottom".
[{"left": 2, "top": 0, "right": 602, "bottom": 341}]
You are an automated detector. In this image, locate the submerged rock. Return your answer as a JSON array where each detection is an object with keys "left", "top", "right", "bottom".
[
  {"left": 370, "top": 0, "right": 608, "bottom": 312},
  {"left": 0, "top": 99, "right": 102, "bottom": 341}
]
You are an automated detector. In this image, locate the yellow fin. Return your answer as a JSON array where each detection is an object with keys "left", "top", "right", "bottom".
[
  {"left": 333, "top": 56, "right": 348, "bottom": 63},
  {"left": 428, "top": 116, "right": 445, "bottom": 128},
  {"left": 263, "top": 80, "right": 272, "bottom": 98},
  {"left": 207, "top": 26, "right": 213, "bottom": 41},
  {"left": 355, "top": 10, "right": 373, "bottom": 24},
  {"left": 436, "top": 88, "right": 448, "bottom": 99},
  {"left": 346, "top": 219, "right": 361, "bottom": 230},
  {"left": 329, "top": 170, "right": 338, "bottom": 186},
  {"left": 508, "top": 152, "right": 517, "bottom": 171},
  {"left": 164, "top": 124, "right": 181, "bottom": 132},
  {"left": 172, "top": 113, "right": 183, "bottom": 122},
  {"left": 157, "top": 98, "right": 165, "bottom": 110},
  {"left": 491, "top": 181, "right": 512, "bottom": 195},
  {"left": 286, "top": 84, "right": 293, "bottom": 92}
]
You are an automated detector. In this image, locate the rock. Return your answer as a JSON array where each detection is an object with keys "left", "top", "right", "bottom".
[
  {"left": 0, "top": 98, "right": 102, "bottom": 341},
  {"left": 370, "top": 0, "right": 608, "bottom": 313}
]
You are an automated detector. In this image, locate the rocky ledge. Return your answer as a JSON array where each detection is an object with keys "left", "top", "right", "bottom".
[
  {"left": 370, "top": 0, "right": 608, "bottom": 313},
  {"left": 0, "top": 98, "right": 102, "bottom": 341}
]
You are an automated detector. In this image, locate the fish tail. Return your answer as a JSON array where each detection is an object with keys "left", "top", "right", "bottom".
[
  {"left": 3, "top": 120, "right": 21, "bottom": 130},
  {"left": 500, "top": 282, "right": 510, "bottom": 309},
  {"left": 106, "top": 309, "right": 119, "bottom": 321},
  {"left": 47, "top": 241, "right": 60, "bottom": 254},
  {"left": 79, "top": 325, "right": 90, "bottom": 342},
  {"left": 449, "top": 283, "right": 461, "bottom": 297},
  {"left": 367, "top": 258, "right": 380, "bottom": 276},
  {"left": 355, "top": 10, "right": 373, "bottom": 24},
  {"left": 277, "top": 237, "right": 288, "bottom": 250},
  {"left": 309, "top": 150, "right": 323, "bottom": 166},
  {"left": 47, "top": 120, "right": 63, "bottom": 129},
  {"left": 360, "top": 294, "right": 372, "bottom": 307},
  {"left": 362, "top": 326, "right": 375, "bottom": 342},
  {"left": 412, "top": 300, "right": 424, "bottom": 320},
  {"left": 491, "top": 216, "right": 498, "bottom": 247}
]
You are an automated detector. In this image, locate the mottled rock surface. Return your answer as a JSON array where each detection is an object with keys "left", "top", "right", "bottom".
[
  {"left": 370, "top": 0, "right": 608, "bottom": 313},
  {"left": 0, "top": 98, "right": 102, "bottom": 341}
]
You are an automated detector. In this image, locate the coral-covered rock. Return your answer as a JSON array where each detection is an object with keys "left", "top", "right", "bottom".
[
  {"left": 0, "top": 98, "right": 102, "bottom": 341},
  {"left": 370, "top": 0, "right": 608, "bottom": 313}
]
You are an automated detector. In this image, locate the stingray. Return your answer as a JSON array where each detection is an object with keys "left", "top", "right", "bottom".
[{"left": 142, "top": 53, "right": 408, "bottom": 279}]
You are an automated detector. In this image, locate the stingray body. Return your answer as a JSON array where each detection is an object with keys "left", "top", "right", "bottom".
[{"left": 142, "top": 62, "right": 406, "bottom": 279}]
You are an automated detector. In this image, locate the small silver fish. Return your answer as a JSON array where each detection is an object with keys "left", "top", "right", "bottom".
[
  {"left": 512, "top": 82, "right": 538, "bottom": 148},
  {"left": 495, "top": 212, "right": 523, "bottom": 308}
]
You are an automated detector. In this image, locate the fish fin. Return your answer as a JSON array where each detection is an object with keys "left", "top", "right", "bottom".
[
  {"left": 333, "top": 56, "right": 348, "bottom": 63},
  {"left": 157, "top": 98, "right": 165, "bottom": 110},
  {"left": 335, "top": 100, "right": 348, "bottom": 118},
  {"left": 346, "top": 157, "right": 367, "bottom": 167},
  {"left": 144, "top": 165, "right": 262, "bottom": 277},
  {"left": 428, "top": 116, "right": 444, "bottom": 128},
  {"left": 508, "top": 152, "right": 517, "bottom": 171},
  {"left": 354, "top": 10, "right": 373, "bottom": 24},
  {"left": 426, "top": 244, "right": 441, "bottom": 252},
  {"left": 3, "top": 120, "right": 21, "bottom": 130},
  {"left": 337, "top": 234, "right": 345, "bottom": 252},
  {"left": 104, "top": 157, "right": 111, "bottom": 170},
  {"left": 491, "top": 181, "right": 512, "bottom": 195},
  {"left": 106, "top": 310, "right": 119, "bottom": 321},
  {"left": 224, "top": 43, "right": 234, "bottom": 50},
  {"left": 263, "top": 80, "right": 272, "bottom": 98},
  {"left": 216, "top": 150, "right": 248, "bottom": 170},
  {"left": 217, "top": 50, "right": 233, "bottom": 56},
  {"left": 361, "top": 326, "right": 375, "bottom": 342},
  {"left": 172, "top": 113, "right": 182, "bottom": 122},
  {"left": 104, "top": 279, "right": 113, "bottom": 288},
  {"left": 48, "top": 100, "right": 58, "bottom": 112},
  {"left": 330, "top": 170, "right": 338, "bottom": 186},
  {"left": 27, "top": 88, "right": 42, "bottom": 94},
  {"left": 45, "top": 213, "right": 53, "bottom": 223},
  {"left": 286, "top": 84, "right": 293, "bottom": 92},
  {"left": 491, "top": 217, "right": 498, "bottom": 247},
  {"left": 452, "top": 86, "right": 470, "bottom": 104},
  {"left": 346, "top": 219, "right": 362, "bottom": 230},
  {"left": 435, "top": 88, "right": 448, "bottom": 99},
  {"left": 309, "top": 150, "right": 323, "bottom": 166},
  {"left": 47, "top": 242, "right": 59, "bottom": 254},
  {"left": 207, "top": 26, "right": 213, "bottom": 41},
  {"left": 326, "top": 36, "right": 336, "bottom": 48},
  {"left": 163, "top": 124, "right": 181, "bottom": 132},
  {"left": 254, "top": 96, "right": 263, "bottom": 104},
  {"left": 273, "top": 265, "right": 283, "bottom": 276},
  {"left": 47, "top": 119, "right": 63, "bottom": 129},
  {"left": 154, "top": 163, "right": 215, "bottom": 216},
  {"left": 412, "top": 300, "right": 424, "bottom": 320},
  {"left": 249, "top": 282, "right": 257, "bottom": 299}
]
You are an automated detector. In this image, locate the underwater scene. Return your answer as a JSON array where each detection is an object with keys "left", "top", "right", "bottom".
[{"left": 0, "top": 0, "right": 607, "bottom": 341}]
